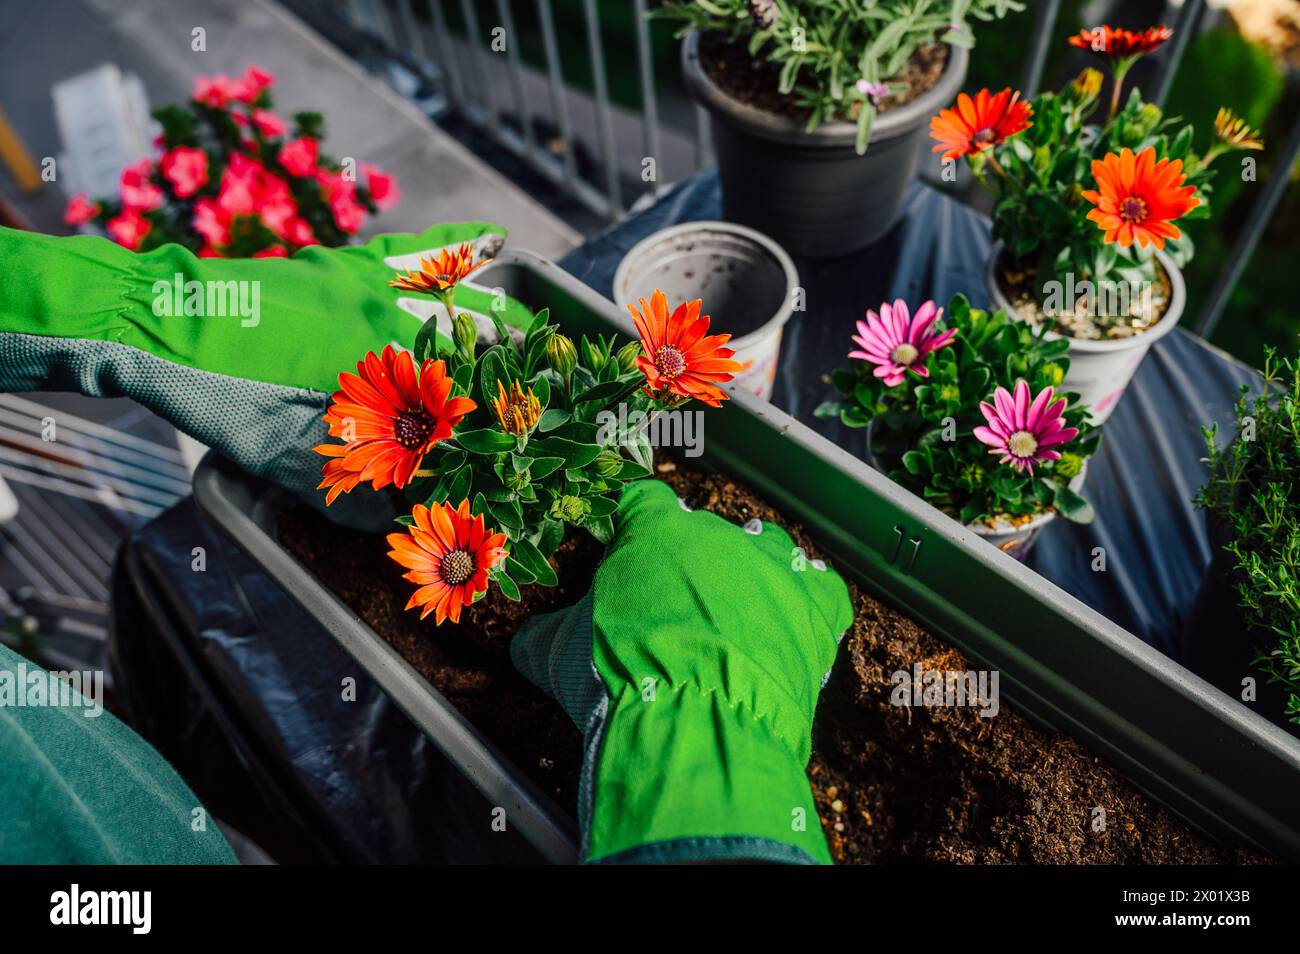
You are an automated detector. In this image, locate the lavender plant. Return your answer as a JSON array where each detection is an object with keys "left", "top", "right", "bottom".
[{"left": 658, "top": 0, "right": 1024, "bottom": 153}]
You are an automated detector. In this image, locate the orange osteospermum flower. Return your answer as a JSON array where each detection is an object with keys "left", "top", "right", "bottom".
[
  {"left": 388, "top": 242, "right": 488, "bottom": 294},
  {"left": 386, "top": 499, "right": 508, "bottom": 624},
  {"left": 1068, "top": 25, "right": 1173, "bottom": 60},
  {"left": 1081, "top": 147, "right": 1200, "bottom": 250},
  {"left": 315, "top": 346, "right": 476, "bottom": 503},
  {"left": 929, "top": 88, "right": 1033, "bottom": 161},
  {"left": 627, "top": 289, "right": 743, "bottom": 408}
]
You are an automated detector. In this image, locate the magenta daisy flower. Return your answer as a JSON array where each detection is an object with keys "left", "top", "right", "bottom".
[
  {"left": 973, "top": 380, "right": 1079, "bottom": 476},
  {"left": 849, "top": 299, "right": 956, "bottom": 387}
]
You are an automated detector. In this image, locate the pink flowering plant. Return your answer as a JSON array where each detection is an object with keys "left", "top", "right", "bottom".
[
  {"left": 818, "top": 294, "right": 1099, "bottom": 525},
  {"left": 63, "top": 64, "right": 400, "bottom": 257}
]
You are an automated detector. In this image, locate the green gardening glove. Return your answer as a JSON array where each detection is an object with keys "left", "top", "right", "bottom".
[
  {"left": 0, "top": 223, "right": 533, "bottom": 525},
  {"left": 511, "top": 479, "right": 854, "bottom": 864}
]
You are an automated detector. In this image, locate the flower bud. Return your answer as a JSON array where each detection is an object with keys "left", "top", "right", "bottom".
[
  {"left": 615, "top": 340, "right": 641, "bottom": 375},
  {"left": 595, "top": 449, "right": 623, "bottom": 478},
  {"left": 580, "top": 337, "right": 606, "bottom": 374},
  {"left": 1068, "top": 68, "right": 1103, "bottom": 103},
  {"left": 548, "top": 334, "right": 577, "bottom": 380},
  {"left": 1042, "top": 362, "right": 1065, "bottom": 387},
  {"left": 549, "top": 493, "right": 590, "bottom": 525},
  {"left": 1056, "top": 452, "right": 1084, "bottom": 479},
  {"left": 453, "top": 310, "right": 477, "bottom": 358}
]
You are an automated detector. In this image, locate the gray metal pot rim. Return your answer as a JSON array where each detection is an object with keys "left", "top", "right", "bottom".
[
  {"left": 611, "top": 220, "right": 799, "bottom": 349},
  {"left": 985, "top": 240, "right": 1187, "bottom": 353},
  {"left": 681, "top": 29, "right": 968, "bottom": 147}
]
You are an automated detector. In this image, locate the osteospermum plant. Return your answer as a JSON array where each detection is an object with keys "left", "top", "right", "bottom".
[
  {"left": 314, "top": 249, "right": 742, "bottom": 624},
  {"left": 931, "top": 22, "right": 1265, "bottom": 339},
  {"left": 818, "top": 294, "right": 1099, "bottom": 526}
]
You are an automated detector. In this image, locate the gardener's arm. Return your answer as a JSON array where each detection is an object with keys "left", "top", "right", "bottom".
[
  {"left": 0, "top": 223, "right": 523, "bottom": 523},
  {"left": 512, "top": 479, "right": 854, "bottom": 864}
]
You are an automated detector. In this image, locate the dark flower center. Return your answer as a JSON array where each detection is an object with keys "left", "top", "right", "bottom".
[
  {"left": 972, "top": 127, "right": 997, "bottom": 145},
  {"left": 1120, "top": 196, "right": 1148, "bottom": 224},
  {"left": 435, "top": 273, "right": 452, "bottom": 283},
  {"left": 439, "top": 549, "right": 475, "bottom": 586},
  {"left": 393, "top": 409, "right": 434, "bottom": 449},
  {"left": 654, "top": 345, "right": 687, "bottom": 379},
  {"left": 502, "top": 402, "right": 529, "bottom": 434}
]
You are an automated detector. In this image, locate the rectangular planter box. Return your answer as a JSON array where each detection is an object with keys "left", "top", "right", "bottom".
[{"left": 193, "top": 248, "right": 1300, "bottom": 863}]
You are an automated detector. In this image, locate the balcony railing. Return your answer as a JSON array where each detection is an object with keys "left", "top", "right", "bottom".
[{"left": 306, "top": 0, "right": 1299, "bottom": 341}]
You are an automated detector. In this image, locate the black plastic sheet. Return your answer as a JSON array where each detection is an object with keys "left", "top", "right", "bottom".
[
  {"left": 562, "top": 172, "right": 1261, "bottom": 655},
  {"left": 110, "top": 499, "right": 543, "bottom": 863}
]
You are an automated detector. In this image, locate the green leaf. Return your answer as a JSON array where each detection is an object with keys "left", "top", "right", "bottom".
[
  {"left": 506, "top": 555, "right": 536, "bottom": 585},
  {"left": 509, "top": 536, "right": 558, "bottom": 587},
  {"left": 456, "top": 428, "right": 517, "bottom": 454},
  {"left": 529, "top": 456, "right": 566, "bottom": 480},
  {"left": 1054, "top": 484, "right": 1095, "bottom": 523},
  {"left": 586, "top": 495, "right": 619, "bottom": 518},
  {"left": 413, "top": 314, "right": 441, "bottom": 364},
  {"left": 587, "top": 514, "right": 614, "bottom": 545},
  {"left": 538, "top": 408, "right": 570, "bottom": 433},
  {"left": 495, "top": 570, "right": 520, "bottom": 602},
  {"left": 529, "top": 436, "right": 602, "bottom": 469},
  {"left": 446, "top": 467, "right": 472, "bottom": 505}
]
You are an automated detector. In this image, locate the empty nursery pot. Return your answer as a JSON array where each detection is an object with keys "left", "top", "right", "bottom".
[
  {"left": 681, "top": 30, "right": 968, "bottom": 259},
  {"left": 613, "top": 221, "right": 799, "bottom": 401}
]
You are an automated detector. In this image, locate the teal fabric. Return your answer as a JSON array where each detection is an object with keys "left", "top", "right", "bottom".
[
  {"left": 0, "top": 643, "right": 236, "bottom": 864},
  {"left": 512, "top": 480, "right": 855, "bottom": 864}
]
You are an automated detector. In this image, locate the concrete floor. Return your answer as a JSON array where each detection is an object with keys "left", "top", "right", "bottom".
[{"left": 0, "top": 0, "right": 581, "bottom": 257}]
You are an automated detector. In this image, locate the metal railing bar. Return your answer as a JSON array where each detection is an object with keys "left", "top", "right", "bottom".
[
  {"left": 429, "top": 0, "right": 467, "bottom": 104},
  {"left": 1018, "top": 0, "right": 1060, "bottom": 97},
  {"left": 496, "top": 0, "right": 536, "bottom": 151},
  {"left": 1151, "top": 0, "right": 1205, "bottom": 107},
  {"left": 458, "top": 0, "right": 500, "bottom": 133},
  {"left": 0, "top": 395, "right": 185, "bottom": 463},
  {"left": 0, "top": 518, "right": 94, "bottom": 601},
  {"left": 0, "top": 464, "right": 164, "bottom": 519},
  {"left": 9, "top": 487, "right": 114, "bottom": 586},
  {"left": 582, "top": 0, "right": 622, "bottom": 216},
  {"left": 1195, "top": 109, "right": 1300, "bottom": 338},
  {"left": 0, "top": 446, "right": 180, "bottom": 509},
  {"left": 364, "top": 0, "right": 400, "bottom": 50},
  {"left": 536, "top": 0, "right": 579, "bottom": 189},
  {"left": 0, "top": 422, "right": 192, "bottom": 495},
  {"left": 632, "top": 0, "right": 662, "bottom": 192},
  {"left": 694, "top": 104, "right": 711, "bottom": 170},
  {"left": 394, "top": 0, "right": 429, "bottom": 62},
  {"left": 8, "top": 518, "right": 110, "bottom": 604},
  {"left": 0, "top": 528, "right": 55, "bottom": 595}
]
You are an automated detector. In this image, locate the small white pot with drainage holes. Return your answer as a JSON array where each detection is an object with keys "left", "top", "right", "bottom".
[{"left": 613, "top": 221, "right": 799, "bottom": 402}]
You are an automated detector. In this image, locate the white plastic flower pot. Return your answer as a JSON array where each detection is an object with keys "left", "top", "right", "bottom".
[
  {"left": 613, "top": 221, "right": 799, "bottom": 401},
  {"left": 966, "top": 463, "right": 1087, "bottom": 558},
  {"left": 868, "top": 421, "right": 1087, "bottom": 559},
  {"left": 985, "top": 243, "right": 1186, "bottom": 423}
]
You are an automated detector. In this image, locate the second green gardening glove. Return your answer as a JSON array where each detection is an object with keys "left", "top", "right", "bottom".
[
  {"left": 0, "top": 222, "right": 532, "bottom": 526},
  {"left": 511, "top": 479, "right": 855, "bottom": 864}
]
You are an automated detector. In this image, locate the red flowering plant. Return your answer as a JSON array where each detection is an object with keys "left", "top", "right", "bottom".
[
  {"left": 314, "top": 248, "right": 743, "bottom": 624},
  {"left": 63, "top": 64, "right": 400, "bottom": 257},
  {"left": 930, "top": 25, "right": 1264, "bottom": 339}
]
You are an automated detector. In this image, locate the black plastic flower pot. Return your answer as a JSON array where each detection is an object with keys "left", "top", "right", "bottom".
[
  {"left": 681, "top": 31, "right": 967, "bottom": 259},
  {"left": 194, "top": 249, "right": 1300, "bottom": 863}
]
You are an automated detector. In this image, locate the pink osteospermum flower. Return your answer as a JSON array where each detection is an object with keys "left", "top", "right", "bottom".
[
  {"left": 973, "top": 380, "right": 1079, "bottom": 476},
  {"left": 849, "top": 299, "right": 956, "bottom": 387}
]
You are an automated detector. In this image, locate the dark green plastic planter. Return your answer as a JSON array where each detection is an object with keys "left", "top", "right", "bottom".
[{"left": 194, "top": 249, "right": 1300, "bottom": 864}]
